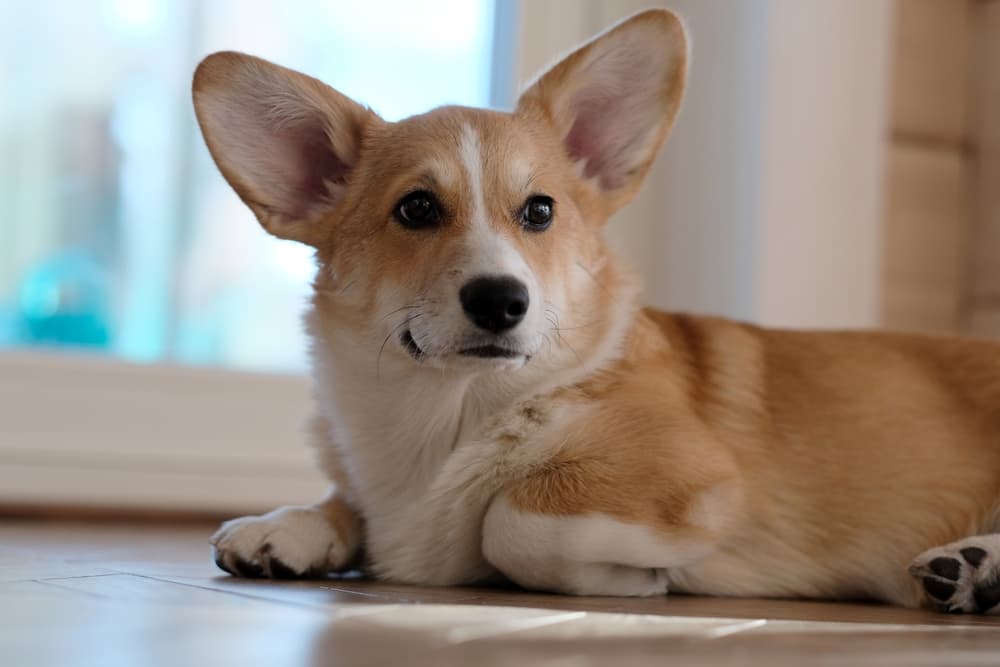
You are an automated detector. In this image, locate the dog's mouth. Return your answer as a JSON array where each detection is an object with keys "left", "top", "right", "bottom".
[
  {"left": 457, "top": 344, "right": 522, "bottom": 359},
  {"left": 400, "top": 330, "right": 526, "bottom": 362}
]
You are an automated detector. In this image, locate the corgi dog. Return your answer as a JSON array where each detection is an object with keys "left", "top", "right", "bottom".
[{"left": 195, "top": 10, "right": 1000, "bottom": 614}]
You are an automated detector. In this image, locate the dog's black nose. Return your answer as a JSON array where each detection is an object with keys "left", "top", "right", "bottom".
[{"left": 460, "top": 276, "right": 529, "bottom": 333}]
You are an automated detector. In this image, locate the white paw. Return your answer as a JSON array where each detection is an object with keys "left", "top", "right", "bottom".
[
  {"left": 631, "top": 567, "right": 671, "bottom": 598},
  {"left": 210, "top": 506, "right": 349, "bottom": 578},
  {"left": 910, "top": 535, "right": 1000, "bottom": 614},
  {"left": 563, "top": 564, "right": 670, "bottom": 597}
]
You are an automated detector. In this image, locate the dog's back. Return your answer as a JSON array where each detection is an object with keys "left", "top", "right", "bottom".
[{"left": 633, "top": 312, "right": 1000, "bottom": 605}]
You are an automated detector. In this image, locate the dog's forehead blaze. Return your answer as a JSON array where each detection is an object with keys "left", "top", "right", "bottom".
[{"left": 322, "top": 105, "right": 586, "bottom": 303}]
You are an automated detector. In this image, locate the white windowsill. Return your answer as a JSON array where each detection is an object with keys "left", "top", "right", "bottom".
[{"left": 0, "top": 351, "right": 328, "bottom": 514}]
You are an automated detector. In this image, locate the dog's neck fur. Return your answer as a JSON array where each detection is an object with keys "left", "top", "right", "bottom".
[{"left": 305, "top": 253, "right": 641, "bottom": 542}]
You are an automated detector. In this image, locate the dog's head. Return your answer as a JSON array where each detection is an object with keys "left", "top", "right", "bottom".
[{"left": 193, "top": 10, "right": 687, "bottom": 376}]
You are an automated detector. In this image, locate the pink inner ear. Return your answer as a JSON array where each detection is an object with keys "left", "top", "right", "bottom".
[
  {"left": 565, "top": 94, "right": 624, "bottom": 189},
  {"left": 560, "top": 43, "right": 666, "bottom": 191},
  {"left": 285, "top": 120, "right": 351, "bottom": 209},
  {"left": 199, "top": 70, "right": 362, "bottom": 224},
  {"left": 239, "top": 103, "right": 356, "bottom": 222}
]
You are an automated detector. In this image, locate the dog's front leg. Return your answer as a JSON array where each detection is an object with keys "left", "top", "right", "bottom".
[{"left": 367, "top": 441, "right": 513, "bottom": 586}]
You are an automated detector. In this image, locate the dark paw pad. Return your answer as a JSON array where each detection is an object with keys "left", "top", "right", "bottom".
[
  {"left": 214, "top": 552, "right": 263, "bottom": 578},
  {"left": 269, "top": 558, "right": 304, "bottom": 579},
  {"left": 973, "top": 580, "right": 1000, "bottom": 613},
  {"left": 257, "top": 543, "right": 306, "bottom": 579},
  {"left": 922, "top": 577, "right": 956, "bottom": 602},
  {"left": 960, "top": 547, "right": 988, "bottom": 568},
  {"left": 214, "top": 554, "right": 232, "bottom": 574},
  {"left": 230, "top": 556, "right": 266, "bottom": 578},
  {"left": 929, "top": 557, "right": 962, "bottom": 581}
]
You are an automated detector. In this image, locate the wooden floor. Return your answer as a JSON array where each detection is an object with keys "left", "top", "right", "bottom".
[{"left": 3, "top": 519, "right": 1000, "bottom": 666}]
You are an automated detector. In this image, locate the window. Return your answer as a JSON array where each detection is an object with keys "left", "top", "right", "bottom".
[{"left": 1, "top": 0, "right": 500, "bottom": 373}]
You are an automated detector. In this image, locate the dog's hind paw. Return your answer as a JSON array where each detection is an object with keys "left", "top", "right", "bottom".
[{"left": 910, "top": 535, "right": 1000, "bottom": 614}]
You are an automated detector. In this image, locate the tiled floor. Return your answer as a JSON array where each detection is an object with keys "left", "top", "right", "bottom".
[{"left": 3, "top": 519, "right": 1000, "bottom": 666}]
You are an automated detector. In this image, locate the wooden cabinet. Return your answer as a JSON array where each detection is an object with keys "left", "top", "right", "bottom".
[
  {"left": 968, "top": 0, "right": 1000, "bottom": 335},
  {"left": 882, "top": 0, "right": 1000, "bottom": 338}
]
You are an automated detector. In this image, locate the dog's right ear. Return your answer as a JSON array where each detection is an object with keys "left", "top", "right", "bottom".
[
  {"left": 193, "top": 52, "right": 380, "bottom": 247},
  {"left": 516, "top": 10, "right": 687, "bottom": 216}
]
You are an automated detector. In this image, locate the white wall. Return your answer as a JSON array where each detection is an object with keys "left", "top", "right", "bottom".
[
  {"left": 756, "top": 0, "right": 894, "bottom": 328},
  {"left": 514, "top": 0, "right": 895, "bottom": 329}
]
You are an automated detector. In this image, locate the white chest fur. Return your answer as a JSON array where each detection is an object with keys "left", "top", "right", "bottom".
[{"left": 311, "top": 327, "right": 505, "bottom": 581}]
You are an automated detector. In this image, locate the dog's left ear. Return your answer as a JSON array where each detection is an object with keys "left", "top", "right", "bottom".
[{"left": 517, "top": 10, "right": 688, "bottom": 213}]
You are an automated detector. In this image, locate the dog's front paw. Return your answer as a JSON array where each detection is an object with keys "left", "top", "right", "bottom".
[
  {"left": 211, "top": 506, "right": 351, "bottom": 579},
  {"left": 910, "top": 536, "right": 1000, "bottom": 614}
]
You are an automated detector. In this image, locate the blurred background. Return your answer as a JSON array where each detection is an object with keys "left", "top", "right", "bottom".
[{"left": 1, "top": 0, "right": 997, "bottom": 514}]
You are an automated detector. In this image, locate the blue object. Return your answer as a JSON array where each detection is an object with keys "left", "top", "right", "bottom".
[{"left": 18, "top": 251, "right": 111, "bottom": 347}]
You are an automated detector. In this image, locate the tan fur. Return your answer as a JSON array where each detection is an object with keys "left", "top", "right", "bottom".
[{"left": 196, "top": 9, "right": 1000, "bottom": 610}]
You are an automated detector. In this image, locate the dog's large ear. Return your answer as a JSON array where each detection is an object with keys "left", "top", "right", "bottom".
[
  {"left": 193, "top": 52, "right": 380, "bottom": 246},
  {"left": 516, "top": 10, "right": 688, "bottom": 212}
]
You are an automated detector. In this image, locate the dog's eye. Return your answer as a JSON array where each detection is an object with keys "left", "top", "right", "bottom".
[
  {"left": 522, "top": 195, "right": 554, "bottom": 231},
  {"left": 395, "top": 191, "right": 439, "bottom": 228}
]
